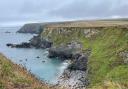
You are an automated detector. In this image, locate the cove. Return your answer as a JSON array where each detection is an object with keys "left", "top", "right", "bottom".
[{"left": 0, "top": 26, "right": 68, "bottom": 84}]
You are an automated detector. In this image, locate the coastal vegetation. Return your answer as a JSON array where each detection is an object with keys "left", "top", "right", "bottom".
[
  {"left": 4, "top": 20, "right": 128, "bottom": 89},
  {"left": 40, "top": 25, "right": 128, "bottom": 89},
  {"left": 0, "top": 53, "right": 51, "bottom": 89},
  {"left": 87, "top": 28, "right": 128, "bottom": 89}
]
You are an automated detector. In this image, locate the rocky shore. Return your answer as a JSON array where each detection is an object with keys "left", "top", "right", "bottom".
[
  {"left": 6, "top": 42, "right": 32, "bottom": 48},
  {"left": 7, "top": 24, "right": 92, "bottom": 89},
  {"left": 6, "top": 36, "right": 53, "bottom": 49},
  {"left": 44, "top": 39, "right": 92, "bottom": 89},
  {"left": 47, "top": 42, "right": 89, "bottom": 89},
  {"left": 57, "top": 70, "right": 88, "bottom": 89},
  {"left": 7, "top": 34, "right": 89, "bottom": 89},
  {"left": 11, "top": 20, "right": 128, "bottom": 89},
  {"left": 55, "top": 53, "right": 89, "bottom": 89}
]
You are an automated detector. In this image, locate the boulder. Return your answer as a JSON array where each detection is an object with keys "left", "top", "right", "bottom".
[{"left": 68, "top": 55, "right": 88, "bottom": 71}]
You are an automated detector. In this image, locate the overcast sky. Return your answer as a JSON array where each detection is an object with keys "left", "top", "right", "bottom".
[{"left": 0, "top": 0, "right": 128, "bottom": 26}]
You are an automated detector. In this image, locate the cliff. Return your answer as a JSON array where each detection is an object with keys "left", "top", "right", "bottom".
[
  {"left": 17, "top": 23, "right": 44, "bottom": 34},
  {"left": 0, "top": 53, "right": 52, "bottom": 89},
  {"left": 39, "top": 20, "right": 128, "bottom": 89},
  {"left": 16, "top": 20, "right": 128, "bottom": 89},
  {"left": 18, "top": 20, "right": 128, "bottom": 34}
]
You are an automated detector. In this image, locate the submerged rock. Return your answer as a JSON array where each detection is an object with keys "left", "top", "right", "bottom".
[
  {"left": 42, "top": 61, "right": 45, "bottom": 63},
  {"left": 36, "top": 56, "right": 40, "bottom": 58},
  {"left": 5, "top": 31, "right": 11, "bottom": 33}
]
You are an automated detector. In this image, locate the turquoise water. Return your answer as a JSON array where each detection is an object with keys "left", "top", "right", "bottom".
[{"left": 0, "top": 27, "right": 68, "bottom": 84}]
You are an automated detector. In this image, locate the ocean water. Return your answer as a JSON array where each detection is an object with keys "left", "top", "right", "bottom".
[{"left": 0, "top": 27, "right": 68, "bottom": 84}]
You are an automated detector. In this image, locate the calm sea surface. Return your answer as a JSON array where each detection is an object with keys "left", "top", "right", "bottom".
[{"left": 0, "top": 27, "right": 68, "bottom": 84}]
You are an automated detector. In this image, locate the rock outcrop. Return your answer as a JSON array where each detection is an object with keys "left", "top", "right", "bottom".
[
  {"left": 56, "top": 53, "right": 89, "bottom": 89},
  {"left": 47, "top": 43, "right": 89, "bottom": 89},
  {"left": 14, "top": 20, "right": 128, "bottom": 89},
  {"left": 6, "top": 42, "right": 31, "bottom": 48},
  {"left": 68, "top": 54, "right": 88, "bottom": 71},
  {"left": 6, "top": 36, "right": 53, "bottom": 49},
  {"left": 48, "top": 47, "right": 74, "bottom": 60},
  {"left": 119, "top": 51, "right": 128, "bottom": 64},
  {"left": 17, "top": 23, "right": 43, "bottom": 34},
  {"left": 30, "top": 36, "right": 53, "bottom": 48},
  {"left": 48, "top": 42, "right": 82, "bottom": 59}
]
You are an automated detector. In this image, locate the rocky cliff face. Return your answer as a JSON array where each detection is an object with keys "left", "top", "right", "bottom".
[
  {"left": 41, "top": 27, "right": 100, "bottom": 46},
  {"left": 39, "top": 27, "right": 100, "bottom": 89},
  {"left": 40, "top": 25, "right": 128, "bottom": 89},
  {"left": 16, "top": 20, "right": 128, "bottom": 89},
  {"left": 17, "top": 23, "right": 43, "bottom": 34}
]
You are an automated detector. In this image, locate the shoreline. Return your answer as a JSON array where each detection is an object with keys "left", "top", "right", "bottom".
[{"left": 3, "top": 19, "right": 128, "bottom": 89}]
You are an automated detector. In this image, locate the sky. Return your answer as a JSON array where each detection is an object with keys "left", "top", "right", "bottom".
[{"left": 0, "top": 0, "right": 128, "bottom": 26}]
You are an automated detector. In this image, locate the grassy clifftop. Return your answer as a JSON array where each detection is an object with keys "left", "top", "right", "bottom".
[
  {"left": 87, "top": 28, "right": 128, "bottom": 89},
  {"left": 41, "top": 26, "right": 128, "bottom": 89},
  {"left": 0, "top": 54, "right": 51, "bottom": 89}
]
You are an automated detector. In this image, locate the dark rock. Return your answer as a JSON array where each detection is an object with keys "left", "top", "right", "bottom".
[
  {"left": 30, "top": 36, "right": 53, "bottom": 49},
  {"left": 36, "top": 56, "right": 40, "bottom": 58},
  {"left": 48, "top": 42, "right": 83, "bottom": 60},
  {"left": 42, "top": 61, "right": 45, "bottom": 63},
  {"left": 6, "top": 42, "right": 31, "bottom": 48},
  {"left": 30, "top": 36, "right": 41, "bottom": 47},
  {"left": 5, "top": 31, "right": 11, "bottom": 33},
  {"left": 72, "top": 53, "right": 82, "bottom": 60},
  {"left": 40, "top": 39, "right": 53, "bottom": 49},
  {"left": 68, "top": 55, "right": 88, "bottom": 71},
  {"left": 19, "top": 60, "right": 22, "bottom": 62},
  {"left": 6, "top": 43, "right": 13, "bottom": 47},
  {"left": 48, "top": 47, "right": 74, "bottom": 60},
  {"left": 15, "top": 42, "right": 31, "bottom": 48},
  {"left": 17, "top": 23, "right": 43, "bottom": 34}
]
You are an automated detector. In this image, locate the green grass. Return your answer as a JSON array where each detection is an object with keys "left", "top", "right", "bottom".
[
  {"left": 42, "top": 28, "right": 89, "bottom": 46},
  {"left": 0, "top": 54, "right": 51, "bottom": 89},
  {"left": 41, "top": 27, "right": 128, "bottom": 89},
  {"left": 86, "top": 28, "right": 128, "bottom": 88}
]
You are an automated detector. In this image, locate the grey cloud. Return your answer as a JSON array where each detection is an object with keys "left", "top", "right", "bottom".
[
  {"left": 49, "top": 0, "right": 128, "bottom": 19},
  {"left": 0, "top": 0, "right": 128, "bottom": 26}
]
